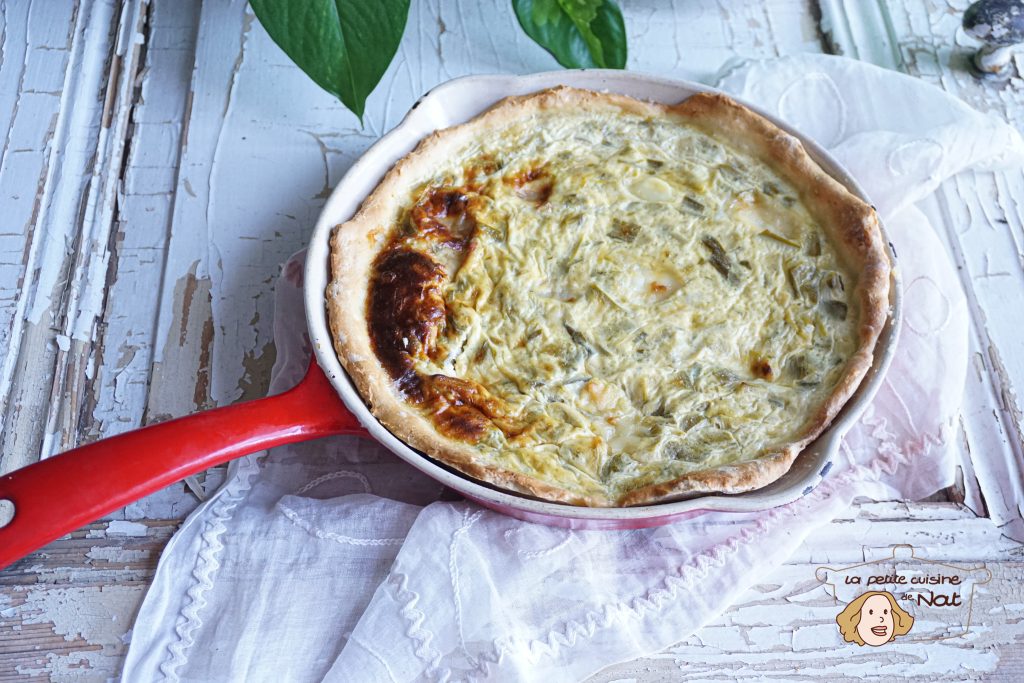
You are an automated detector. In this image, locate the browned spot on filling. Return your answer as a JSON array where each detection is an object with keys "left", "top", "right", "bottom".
[
  {"left": 421, "top": 375, "right": 496, "bottom": 441},
  {"left": 367, "top": 249, "right": 447, "bottom": 398},
  {"left": 750, "top": 356, "right": 774, "bottom": 381},
  {"left": 462, "top": 156, "right": 500, "bottom": 192},
  {"left": 421, "top": 374, "right": 525, "bottom": 443},
  {"left": 369, "top": 183, "right": 532, "bottom": 443},
  {"left": 505, "top": 165, "right": 553, "bottom": 205},
  {"left": 410, "top": 188, "right": 477, "bottom": 249}
]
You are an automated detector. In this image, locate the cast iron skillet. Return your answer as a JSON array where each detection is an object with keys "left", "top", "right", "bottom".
[{"left": 0, "top": 71, "right": 902, "bottom": 569}]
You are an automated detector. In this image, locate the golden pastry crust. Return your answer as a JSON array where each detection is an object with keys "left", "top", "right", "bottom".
[{"left": 327, "top": 86, "right": 891, "bottom": 507}]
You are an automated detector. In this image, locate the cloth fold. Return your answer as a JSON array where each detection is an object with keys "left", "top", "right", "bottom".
[{"left": 122, "top": 55, "right": 1023, "bottom": 683}]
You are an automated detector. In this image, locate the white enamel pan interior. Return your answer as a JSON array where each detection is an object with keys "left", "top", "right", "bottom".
[{"left": 304, "top": 70, "right": 902, "bottom": 528}]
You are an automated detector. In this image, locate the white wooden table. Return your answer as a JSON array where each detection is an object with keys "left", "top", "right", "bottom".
[{"left": 1, "top": 1, "right": 1023, "bottom": 680}]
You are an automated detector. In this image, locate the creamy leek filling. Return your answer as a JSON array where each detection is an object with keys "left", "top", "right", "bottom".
[{"left": 390, "top": 110, "right": 857, "bottom": 500}]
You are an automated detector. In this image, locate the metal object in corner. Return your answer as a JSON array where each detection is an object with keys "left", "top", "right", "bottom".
[{"left": 963, "top": 0, "right": 1024, "bottom": 79}]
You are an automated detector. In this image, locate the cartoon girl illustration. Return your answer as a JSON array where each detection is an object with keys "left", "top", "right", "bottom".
[{"left": 836, "top": 590, "right": 914, "bottom": 646}]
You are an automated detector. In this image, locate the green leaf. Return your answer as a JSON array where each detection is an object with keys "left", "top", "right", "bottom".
[
  {"left": 513, "top": 0, "right": 627, "bottom": 69},
  {"left": 249, "top": 0, "right": 410, "bottom": 121}
]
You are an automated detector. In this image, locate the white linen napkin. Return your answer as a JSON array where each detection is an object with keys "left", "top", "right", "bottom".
[{"left": 122, "top": 55, "right": 1023, "bottom": 683}]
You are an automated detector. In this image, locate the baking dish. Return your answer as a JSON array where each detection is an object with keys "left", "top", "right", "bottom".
[
  {"left": 305, "top": 69, "right": 902, "bottom": 528},
  {"left": 0, "top": 71, "right": 901, "bottom": 568}
]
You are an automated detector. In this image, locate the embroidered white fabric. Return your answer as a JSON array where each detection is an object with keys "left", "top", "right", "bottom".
[{"left": 122, "top": 55, "right": 1023, "bottom": 683}]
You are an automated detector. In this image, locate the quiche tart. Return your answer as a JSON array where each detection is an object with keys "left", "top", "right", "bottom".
[{"left": 328, "top": 86, "right": 890, "bottom": 507}]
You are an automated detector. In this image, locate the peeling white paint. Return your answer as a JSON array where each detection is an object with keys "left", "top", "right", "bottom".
[
  {"left": 105, "top": 520, "right": 148, "bottom": 537},
  {"left": 0, "top": 2, "right": 79, "bottom": 469},
  {"left": 17, "top": 649, "right": 125, "bottom": 683},
  {"left": 20, "top": 585, "right": 138, "bottom": 643},
  {"left": 87, "top": 546, "right": 148, "bottom": 563},
  {"left": 22, "top": 0, "right": 114, "bottom": 330}
]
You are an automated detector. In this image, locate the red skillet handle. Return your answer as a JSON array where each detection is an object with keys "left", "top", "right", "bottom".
[{"left": 0, "top": 361, "right": 369, "bottom": 570}]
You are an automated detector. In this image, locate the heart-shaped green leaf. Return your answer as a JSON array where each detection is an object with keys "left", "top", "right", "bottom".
[
  {"left": 249, "top": 0, "right": 410, "bottom": 121},
  {"left": 513, "top": 0, "right": 627, "bottom": 69}
]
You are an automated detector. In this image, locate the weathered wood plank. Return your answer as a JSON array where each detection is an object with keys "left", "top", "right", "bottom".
[
  {"left": 0, "top": 0, "right": 160, "bottom": 475},
  {"left": 0, "top": 519, "right": 176, "bottom": 682},
  {"left": 0, "top": 0, "right": 89, "bottom": 473},
  {"left": 83, "top": 0, "right": 219, "bottom": 505},
  {"left": 83, "top": 0, "right": 201, "bottom": 442}
]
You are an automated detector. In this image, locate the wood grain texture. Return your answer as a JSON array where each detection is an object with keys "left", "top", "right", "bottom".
[
  {"left": 0, "top": 0, "right": 98, "bottom": 474},
  {"left": 0, "top": 520, "right": 176, "bottom": 682}
]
